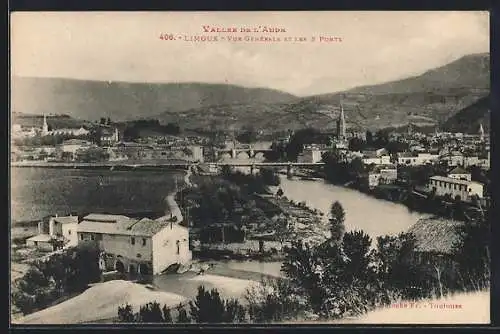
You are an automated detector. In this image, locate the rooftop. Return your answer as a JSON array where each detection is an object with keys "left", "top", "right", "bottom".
[
  {"left": 52, "top": 216, "right": 79, "bottom": 225},
  {"left": 448, "top": 166, "right": 469, "bottom": 175},
  {"left": 27, "top": 234, "right": 52, "bottom": 243},
  {"left": 429, "top": 175, "right": 481, "bottom": 186},
  {"left": 61, "top": 139, "right": 92, "bottom": 146},
  {"left": 407, "top": 218, "right": 464, "bottom": 254},
  {"left": 78, "top": 214, "right": 176, "bottom": 236}
]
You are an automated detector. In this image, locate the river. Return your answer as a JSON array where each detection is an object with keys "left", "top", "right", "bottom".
[{"left": 278, "top": 175, "right": 431, "bottom": 240}]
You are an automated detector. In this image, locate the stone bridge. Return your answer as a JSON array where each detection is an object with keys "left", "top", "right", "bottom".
[{"left": 214, "top": 145, "right": 273, "bottom": 159}]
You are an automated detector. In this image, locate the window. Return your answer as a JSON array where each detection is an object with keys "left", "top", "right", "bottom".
[
  {"left": 142, "top": 238, "right": 147, "bottom": 246},
  {"left": 176, "top": 240, "right": 180, "bottom": 255},
  {"left": 80, "top": 234, "right": 84, "bottom": 240},
  {"left": 131, "top": 237, "right": 135, "bottom": 245},
  {"left": 90, "top": 234, "right": 95, "bottom": 241},
  {"left": 68, "top": 230, "right": 71, "bottom": 235}
]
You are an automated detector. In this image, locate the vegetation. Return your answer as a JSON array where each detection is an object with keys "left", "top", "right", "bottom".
[
  {"left": 11, "top": 244, "right": 101, "bottom": 315},
  {"left": 178, "top": 168, "right": 280, "bottom": 231},
  {"left": 123, "top": 119, "right": 181, "bottom": 141},
  {"left": 117, "top": 286, "right": 246, "bottom": 324}
]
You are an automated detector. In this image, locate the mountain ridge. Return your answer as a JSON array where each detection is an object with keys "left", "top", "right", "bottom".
[{"left": 11, "top": 53, "right": 490, "bottom": 131}]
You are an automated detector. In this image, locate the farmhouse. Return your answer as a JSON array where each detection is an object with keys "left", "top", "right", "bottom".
[{"left": 77, "top": 214, "right": 191, "bottom": 275}]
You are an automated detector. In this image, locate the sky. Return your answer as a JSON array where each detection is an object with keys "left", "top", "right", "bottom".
[{"left": 10, "top": 11, "right": 489, "bottom": 96}]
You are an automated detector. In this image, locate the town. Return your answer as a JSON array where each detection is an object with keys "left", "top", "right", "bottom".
[{"left": 10, "top": 11, "right": 490, "bottom": 326}]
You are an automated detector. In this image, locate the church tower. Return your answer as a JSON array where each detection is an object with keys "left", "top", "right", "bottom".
[
  {"left": 479, "top": 123, "right": 485, "bottom": 142},
  {"left": 336, "top": 103, "right": 346, "bottom": 140},
  {"left": 42, "top": 114, "right": 49, "bottom": 136}
]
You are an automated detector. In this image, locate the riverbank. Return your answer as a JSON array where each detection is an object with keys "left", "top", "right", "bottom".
[{"left": 11, "top": 159, "right": 193, "bottom": 169}]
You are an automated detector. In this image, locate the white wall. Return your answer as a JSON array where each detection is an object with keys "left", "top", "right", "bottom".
[
  {"left": 469, "top": 182, "right": 484, "bottom": 199},
  {"left": 62, "top": 222, "right": 78, "bottom": 247},
  {"left": 448, "top": 173, "right": 472, "bottom": 181},
  {"left": 151, "top": 224, "right": 192, "bottom": 275},
  {"left": 77, "top": 232, "right": 153, "bottom": 262}
]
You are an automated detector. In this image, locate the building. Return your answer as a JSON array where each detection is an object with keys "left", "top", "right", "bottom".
[
  {"left": 297, "top": 147, "right": 324, "bottom": 163},
  {"left": 398, "top": 152, "right": 439, "bottom": 166},
  {"left": 49, "top": 215, "right": 79, "bottom": 248},
  {"left": 362, "top": 151, "right": 391, "bottom": 165},
  {"left": 379, "top": 167, "right": 398, "bottom": 184},
  {"left": 77, "top": 214, "right": 191, "bottom": 275},
  {"left": 25, "top": 234, "right": 54, "bottom": 251},
  {"left": 100, "top": 127, "right": 120, "bottom": 146},
  {"left": 42, "top": 114, "right": 90, "bottom": 137},
  {"left": 60, "top": 139, "right": 94, "bottom": 154},
  {"left": 447, "top": 167, "right": 471, "bottom": 181},
  {"left": 363, "top": 166, "right": 397, "bottom": 188},
  {"left": 427, "top": 175, "right": 484, "bottom": 201},
  {"left": 439, "top": 151, "right": 465, "bottom": 167}
]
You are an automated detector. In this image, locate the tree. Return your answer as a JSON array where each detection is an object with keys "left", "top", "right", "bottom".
[
  {"left": 348, "top": 137, "right": 365, "bottom": 152},
  {"left": 329, "top": 201, "right": 346, "bottom": 244},
  {"left": 162, "top": 305, "right": 173, "bottom": 323},
  {"left": 223, "top": 298, "right": 246, "bottom": 323},
  {"left": 245, "top": 277, "right": 307, "bottom": 323},
  {"left": 138, "top": 301, "right": 164, "bottom": 322},
  {"left": 118, "top": 303, "right": 136, "bottom": 322},
  {"left": 374, "top": 233, "right": 432, "bottom": 301},
  {"left": 176, "top": 303, "right": 190, "bottom": 323},
  {"left": 189, "top": 286, "right": 226, "bottom": 323},
  {"left": 366, "top": 131, "right": 374, "bottom": 146}
]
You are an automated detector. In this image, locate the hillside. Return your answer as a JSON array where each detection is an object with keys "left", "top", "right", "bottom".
[
  {"left": 11, "top": 77, "right": 297, "bottom": 122},
  {"left": 11, "top": 112, "right": 92, "bottom": 129},
  {"left": 11, "top": 53, "right": 489, "bottom": 132},
  {"left": 158, "top": 53, "right": 490, "bottom": 131},
  {"left": 441, "top": 96, "right": 490, "bottom": 134},
  {"left": 289, "top": 53, "right": 490, "bottom": 130}
]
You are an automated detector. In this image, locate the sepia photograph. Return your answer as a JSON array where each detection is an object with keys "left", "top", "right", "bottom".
[{"left": 9, "top": 11, "right": 490, "bottom": 325}]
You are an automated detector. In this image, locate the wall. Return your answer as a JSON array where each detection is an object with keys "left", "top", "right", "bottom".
[
  {"left": 62, "top": 222, "right": 78, "bottom": 247},
  {"left": 49, "top": 218, "right": 63, "bottom": 236},
  {"left": 469, "top": 182, "right": 484, "bottom": 199},
  {"left": 77, "top": 232, "right": 153, "bottom": 262},
  {"left": 151, "top": 224, "right": 192, "bottom": 275},
  {"left": 428, "top": 179, "right": 469, "bottom": 200},
  {"left": 448, "top": 173, "right": 472, "bottom": 181}
]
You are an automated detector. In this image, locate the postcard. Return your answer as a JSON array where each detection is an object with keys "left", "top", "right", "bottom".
[{"left": 10, "top": 11, "right": 490, "bottom": 325}]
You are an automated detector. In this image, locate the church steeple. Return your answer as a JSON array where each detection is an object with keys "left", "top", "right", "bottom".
[
  {"left": 479, "top": 123, "right": 485, "bottom": 142},
  {"left": 337, "top": 103, "right": 346, "bottom": 140},
  {"left": 42, "top": 114, "right": 49, "bottom": 135}
]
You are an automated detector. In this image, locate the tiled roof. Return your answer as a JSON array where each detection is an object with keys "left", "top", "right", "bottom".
[
  {"left": 407, "top": 218, "right": 464, "bottom": 254},
  {"left": 126, "top": 218, "right": 176, "bottom": 236},
  {"left": 448, "top": 167, "right": 469, "bottom": 175},
  {"left": 82, "top": 214, "right": 131, "bottom": 222},
  {"left": 78, "top": 214, "right": 176, "bottom": 236}
]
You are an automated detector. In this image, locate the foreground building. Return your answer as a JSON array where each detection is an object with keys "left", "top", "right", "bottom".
[{"left": 77, "top": 214, "right": 191, "bottom": 275}]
